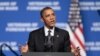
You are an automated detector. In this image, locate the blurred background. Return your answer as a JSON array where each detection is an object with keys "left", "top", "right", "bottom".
[{"left": 0, "top": 0, "right": 100, "bottom": 56}]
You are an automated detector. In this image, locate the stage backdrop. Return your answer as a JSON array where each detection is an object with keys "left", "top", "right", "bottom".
[{"left": 0, "top": 0, "right": 100, "bottom": 56}]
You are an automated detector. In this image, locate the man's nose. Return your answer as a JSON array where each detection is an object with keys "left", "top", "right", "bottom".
[{"left": 50, "top": 16, "right": 54, "bottom": 20}]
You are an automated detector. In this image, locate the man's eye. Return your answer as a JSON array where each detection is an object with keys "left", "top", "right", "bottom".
[
  {"left": 52, "top": 13, "right": 55, "bottom": 16},
  {"left": 46, "top": 15, "right": 50, "bottom": 17}
]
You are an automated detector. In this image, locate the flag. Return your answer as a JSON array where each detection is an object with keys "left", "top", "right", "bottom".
[{"left": 67, "top": 0, "right": 86, "bottom": 56}]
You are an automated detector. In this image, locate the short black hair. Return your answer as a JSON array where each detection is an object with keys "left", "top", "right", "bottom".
[{"left": 40, "top": 7, "right": 53, "bottom": 18}]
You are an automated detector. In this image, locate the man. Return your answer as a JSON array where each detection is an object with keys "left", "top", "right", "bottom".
[{"left": 21, "top": 7, "right": 71, "bottom": 53}]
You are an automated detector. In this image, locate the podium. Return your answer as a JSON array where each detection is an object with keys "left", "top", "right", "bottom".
[{"left": 22, "top": 52, "right": 74, "bottom": 56}]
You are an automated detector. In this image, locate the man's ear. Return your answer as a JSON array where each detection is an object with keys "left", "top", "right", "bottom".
[{"left": 41, "top": 18, "right": 44, "bottom": 22}]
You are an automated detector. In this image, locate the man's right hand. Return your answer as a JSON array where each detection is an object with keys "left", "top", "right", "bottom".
[
  {"left": 72, "top": 47, "right": 81, "bottom": 56},
  {"left": 20, "top": 44, "right": 29, "bottom": 53}
]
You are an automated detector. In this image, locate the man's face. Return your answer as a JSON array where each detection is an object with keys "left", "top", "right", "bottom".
[{"left": 41, "top": 9, "right": 56, "bottom": 28}]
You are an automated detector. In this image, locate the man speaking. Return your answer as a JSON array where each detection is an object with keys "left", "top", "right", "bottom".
[{"left": 21, "top": 7, "right": 71, "bottom": 52}]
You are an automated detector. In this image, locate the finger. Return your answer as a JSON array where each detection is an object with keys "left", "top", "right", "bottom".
[{"left": 76, "top": 47, "right": 80, "bottom": 52}]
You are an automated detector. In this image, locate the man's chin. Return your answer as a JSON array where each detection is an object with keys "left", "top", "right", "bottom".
[{"left": 49, "top": 25, "right": 55, "bottom": 29}]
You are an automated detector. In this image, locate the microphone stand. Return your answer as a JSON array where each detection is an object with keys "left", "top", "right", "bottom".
[
  {"left": 0, "top": 44, "right": 6, "bottom": 56},
  {"left": 0, "top": 43, "right": 19, "bottom": 56}
]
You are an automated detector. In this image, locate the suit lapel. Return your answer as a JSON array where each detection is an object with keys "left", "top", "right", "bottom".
[
  {"left": 53, "top": 27, "right": 59, "bottom": 51},
  {"left": 38, "top": 27, "right": 45, "bottom": 50}
]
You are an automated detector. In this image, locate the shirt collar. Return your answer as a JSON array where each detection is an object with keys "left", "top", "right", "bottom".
[{"left": 44, "top": 26, "right": 55, "bottom": 36}]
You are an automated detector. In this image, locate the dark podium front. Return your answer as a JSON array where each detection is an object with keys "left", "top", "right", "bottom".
[{"left": 22, "top": 52, "right": 74, "bottom": 56}]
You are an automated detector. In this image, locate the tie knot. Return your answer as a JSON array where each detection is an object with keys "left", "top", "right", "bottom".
[
  {"left": 48, "top": 30, "right": 51, "bottom": 36},
  {"left": 48, "top": 30, "right": 51, "bottom": 33}
]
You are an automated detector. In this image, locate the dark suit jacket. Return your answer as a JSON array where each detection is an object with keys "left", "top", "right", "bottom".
[{"left": 28, "top": 27, "right": 71, "bottom": 52}]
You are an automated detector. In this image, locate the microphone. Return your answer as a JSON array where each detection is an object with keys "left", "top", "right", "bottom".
[
  {"left": 44, "top": 36, "right": 54, "bottom": 52},
  {"left": 0, "top": 43, "right": 19, "bottom": 56}
]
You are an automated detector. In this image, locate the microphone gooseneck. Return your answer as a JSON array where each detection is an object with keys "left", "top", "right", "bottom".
[{"left": 0, "top": 43, "right": 19, "bottom": 56}]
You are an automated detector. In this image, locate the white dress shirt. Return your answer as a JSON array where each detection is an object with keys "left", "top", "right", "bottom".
[{"left": 44, "top": 26, "right": 55, "bottom": 36}]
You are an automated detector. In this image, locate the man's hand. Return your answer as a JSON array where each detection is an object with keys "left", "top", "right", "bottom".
[
  {"left": 20, "top": 44, "right": 29, "bottom": 53},
  {"left": 72, "top": 47, "right": 81, "bottom": 56}
]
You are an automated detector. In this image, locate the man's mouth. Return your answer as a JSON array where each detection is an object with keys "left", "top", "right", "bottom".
[{"left": 51, "top": 20, "right": 55, "bottom": 23}]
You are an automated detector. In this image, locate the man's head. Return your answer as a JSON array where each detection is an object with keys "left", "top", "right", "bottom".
[{"left": 40, "top": 7, "right": 56, "bottom": 29}]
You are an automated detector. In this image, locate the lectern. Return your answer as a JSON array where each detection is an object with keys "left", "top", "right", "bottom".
[{"left": 22, "top": 52, "right": 74, "bottom": 56}]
